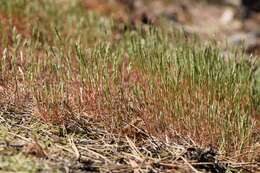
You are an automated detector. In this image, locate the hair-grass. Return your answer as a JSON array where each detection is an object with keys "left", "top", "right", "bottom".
[{"left": 0, "top": 0, "right": 258, "bottom": 161}]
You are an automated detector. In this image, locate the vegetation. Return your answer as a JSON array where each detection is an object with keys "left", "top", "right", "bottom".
[{"left": 0, "top": 0, "right": 259, "bottom": 172}]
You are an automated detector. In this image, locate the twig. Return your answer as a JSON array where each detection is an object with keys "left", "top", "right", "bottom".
[
  {"left": 69, "top": 136, "right": 80, "bottom": 160},
  {"left": 78, "top": 146, "right": 111, "bottom": 163},
  {"left": 55, "top": 144, "right": 75, "bottom": 155},
  {"left": 125, "top": 136, "right": 143, "bottom": 159},
  {"left": 180, "top": 156, "right": 201, "bottom": 173},
  {"left": 7, "top": 132, "right": 31, "bottom": 142}
]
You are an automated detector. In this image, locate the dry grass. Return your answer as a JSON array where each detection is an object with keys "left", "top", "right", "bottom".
[
  {"left": 0, "top": 0, "right": 259, "bottom": 172},
  {"left": 1, "top": 97, "right": 259, "bottom": 172}
]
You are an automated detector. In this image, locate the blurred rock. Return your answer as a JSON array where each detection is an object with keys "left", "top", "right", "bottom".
[
  {"left": 241, "top": 0, "right": 260, "bottom": 19},
  {"left": 220, "top": 8, "right": 235, "bottom": 24},
  {"left": 163, "top": 3, "right": 193, "bottom": 24},
  {"left": 224, "top": 0, "right": 240, "bottom": 6},
  {"left": 229, "top": 32, "right": 260, "bottom": 54}
]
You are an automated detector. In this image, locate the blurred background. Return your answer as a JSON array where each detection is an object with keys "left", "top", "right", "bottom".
[{"left": 84, "top": 0, "right": 260, "bottom": 55}]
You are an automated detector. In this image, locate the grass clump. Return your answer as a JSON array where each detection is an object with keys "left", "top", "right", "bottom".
[{"left": 0, "top": 0, "right": 259, "bottom": 164}]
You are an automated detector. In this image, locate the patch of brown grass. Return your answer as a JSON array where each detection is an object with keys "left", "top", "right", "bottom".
[{"left": 0, "top": 11, "right": 31, "bottom": 47}]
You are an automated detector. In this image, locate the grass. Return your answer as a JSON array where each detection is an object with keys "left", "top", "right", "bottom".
[{"left": 0, "top": 0, "right": 259, "bottom": 172}]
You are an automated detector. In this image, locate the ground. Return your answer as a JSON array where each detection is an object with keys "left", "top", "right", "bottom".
[{"left": 0, "top": 0, "right": 259, "bottom": 172}]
